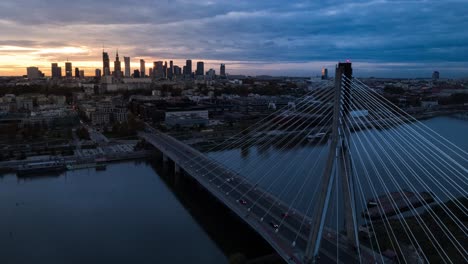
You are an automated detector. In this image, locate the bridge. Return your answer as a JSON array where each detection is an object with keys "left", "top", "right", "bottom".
[
  {"left": 140, "top": 62, "right": 467, "bottom": 263},
  {"left": 141, "top": 130, "right": 381, "bottom": 263}
]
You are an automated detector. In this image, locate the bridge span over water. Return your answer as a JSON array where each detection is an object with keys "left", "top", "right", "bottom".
[{"left": 140, "top": 130, "right": 385, "bottom": 264}]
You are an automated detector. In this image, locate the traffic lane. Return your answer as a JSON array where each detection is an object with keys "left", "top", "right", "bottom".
[
  {"left": 149, "top": 135, "right": 362, "bottom": 263},
  {"left": 165, "top": 140, "right": 316, "bottom": 242},
  {"left": 159, "top": 138, "right": 326, "bottom": 249}
]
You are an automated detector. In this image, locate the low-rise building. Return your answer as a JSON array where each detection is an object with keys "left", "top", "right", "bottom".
[{"left": 165, "top": 109, "right": 209, "bottom": 128}]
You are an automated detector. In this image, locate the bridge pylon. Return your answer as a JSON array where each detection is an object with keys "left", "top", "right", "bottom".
[{"left": 304, "top": 62, "right": 360, "bottom": 263}]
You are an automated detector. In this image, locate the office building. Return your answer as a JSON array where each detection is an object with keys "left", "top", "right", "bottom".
[
  {"left": 140, "top": 59, "right": 145, "bottom": 77},
  {"left": 75, "top": 68, "right": 80, "bottom": 78},
  {"left": 148, "top": 67, "right": 153, "bottom": 78},
  {"left": 103, "top": 51, "right": 110, "bottom": 76},
  {"left": 65, "top": 62, "right": 72, "bottom": 77},
  {"left": 220, "top": 64, "right": 226, "bottom": 77},
  {"left": 27, "top": 66, "right": 42, "bottom": 80},
  {"left": 95, "top": 69, "right": 102, "bottom": 77},
  {"left": 321, "top": 67, "right": 328, "bottom": 80},
  {"left": 169, "top": 61, "right": 174, "bottom": 77},
  {"left": 133, "top": 69, "right": 140, "bottom": 78},
  {"left": 124, "top": 56, "right": 130, "bottom": 77},
  {"left": 51, "top": 63, "right": 62, "bottom": 78},
  {"left": 432, "top": 71, "right": 440, "bottom": 80},
  {"left": 185, "top": 60, "right": 192, "bottom": 76},
  {"left": 79, "top": 70, "right": 85, "bottom": 78},
  {"left": 153, "top": 61, "right": 164, "bottom": 78},
  {"left": 174, "top": 66, "right": 181, "bottom": 76},
  {"left": 196, "top": 61, "right": 204, "bottom": 76},
  {"left": 206, "top": 69, "right": 215, "bottom": 79}
]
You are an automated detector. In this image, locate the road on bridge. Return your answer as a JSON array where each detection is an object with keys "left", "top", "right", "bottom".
[{"left": 141, "top": 129, "right": 385, "bottom": 264}]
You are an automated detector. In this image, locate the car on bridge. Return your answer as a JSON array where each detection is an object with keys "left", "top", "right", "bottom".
[
  {"left": 238, "top": 199, "right": 247, "bottom": 205},
  {"left": 269, "top": 222, "right": 279, "bottom": 229}
]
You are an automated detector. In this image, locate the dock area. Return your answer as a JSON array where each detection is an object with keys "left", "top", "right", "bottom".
[{"left": 0, "top": 141, "right": 153, "bottom": 175}]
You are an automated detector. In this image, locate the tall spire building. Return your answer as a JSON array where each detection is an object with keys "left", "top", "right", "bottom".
[{"left": 113, "top": 50, "right": 122, "bottom": 79}]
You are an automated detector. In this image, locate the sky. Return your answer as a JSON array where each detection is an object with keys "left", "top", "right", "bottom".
[{"left": 0, "top": 0, "right": 467, "bottom": 78}]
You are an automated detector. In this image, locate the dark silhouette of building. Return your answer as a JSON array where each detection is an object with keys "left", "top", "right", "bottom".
[
  {"left": 153, "top": 61, "right": 164, "bottom": 78},
  {"left": 168, "top": 60, "right": 174, "bottom": 79},
  {"left": 321, "top": 67, "right": 328, "bottom": 80},
  {"left": 51, "top": 63, "right": 62, "bottom": 78},
  {"left": 75, "top": 67, "right": 80, "bottom": 78},
  {"left": 103, "top": 51, "right": 110, "bottom": 76},
  {"left": 196, "top": 61, "right": 204, "bottom": 76},
  {"left": 432, "top": 71, "right": 440, "bottom": 80},
  {"left": 174, "top": 66, "right": 181, "bottom": 76},
  {"left": 113, "top": 50, "right": 122, "bottom": 79},
  {"left": 124, "top": 56, "right": 130, "bottom": 77},
  {"left": 133, "top": 69, "right": 140, "bottom": 78},
  {"left": 163, "top": 61, "right": 168, "bottom": 78},
  {"left": 65, "top": 62, "right": 72, "bottom": 78},
  {"left": 185, "top": 59, "right": 192, "bottom": 76},
  {"left": 95, "top": 69, "right": 101, "bottom": 78},
  {"left": 220, "top": 63, "right": 226, "bottom": 77},
  {"left": 140, "top": 59, "right": 145, "bottom": 77}
]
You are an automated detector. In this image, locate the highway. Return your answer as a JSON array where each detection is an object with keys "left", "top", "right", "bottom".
[{"left": 140, "top": 129, "right": 388, "bottom": 264}]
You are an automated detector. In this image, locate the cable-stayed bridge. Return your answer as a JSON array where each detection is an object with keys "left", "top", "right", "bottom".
[{"left": 140, "top": 62, "right": 467, "bottom": 263}]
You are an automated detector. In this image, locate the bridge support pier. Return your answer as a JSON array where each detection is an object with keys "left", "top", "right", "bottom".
[
  {"left": 174, "top": 163, "right": 181, "bottom": 175},
  {"left": 162, "top": 153, "right": 168, "bottom": 163},
  {"left": 162, "top": 153, "right": 169, "bottom": 172}
]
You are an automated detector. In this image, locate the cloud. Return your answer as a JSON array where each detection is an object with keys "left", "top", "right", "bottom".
[{"left": 0, "top": 0, "right": 467, "bottom": 77}]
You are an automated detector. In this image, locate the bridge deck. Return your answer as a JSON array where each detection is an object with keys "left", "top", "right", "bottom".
[{"left": 141, "top": 131, "right": 387, "bottom": 264}]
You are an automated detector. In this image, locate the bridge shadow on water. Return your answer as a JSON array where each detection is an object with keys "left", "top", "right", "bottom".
[{"left": 148, "top": 155, "right": 286, "bottom": 264}]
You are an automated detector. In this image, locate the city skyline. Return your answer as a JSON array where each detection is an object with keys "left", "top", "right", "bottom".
[{"left": 0, "top": 1, "right": 467, "bottom": 78}]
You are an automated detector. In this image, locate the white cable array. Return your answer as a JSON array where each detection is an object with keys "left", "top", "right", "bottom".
[
  {"left": 343, "top": 77, "right": 467, "bottom": 262},
  {"left": 345, "top": 81, "right": 468, "bottom": 261},
  {"left": 346, "top": 77, "right": 468, "bottom": 219}
]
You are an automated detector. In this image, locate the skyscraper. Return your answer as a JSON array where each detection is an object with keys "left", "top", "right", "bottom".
[
  {"left": 140, "top": 59, "right": 145, "bottom": 77},
  {"left": 163, "top": 61, "right": 168, "bottom": 78},
  {"left": 51, "top": 63, "right": 62, "bottom": 78},
  {"left": 432, "top": 71, "right": 440, "bottom": 80},
  {"left": 75, "top": 67, "right": 80, "bottom": 78},
  {"left": 153, "top": 61, "right": 164, "bottom": 78},
  {"left": 196, "top": 61, "right": 204, "bottom": 76},
  {"left": 133, "top": 69, "right": 140, "bottom": 78},
  {"left": 174, "top": 66, "right": 181, "bottom": 75},
  {"left": 27, "top": 67, "right": 42, "bottom": 80},
  {"left": 185, "top": 59, "right": 192, "bottom": 76},
  {"left": 95, "top": 69, "right": 102, "bottom": 78},
  {"left": 65, "top": 62, "right": 72, "bottom": 77},
  {"left": 113, "top": 50, "right": 122, "bottom": 79},
  {"left": 168, "top": 60, "right": 174, "bottom": 79},
  {"left": 79, "top": 70, "right": 85, "bottom": 78},
  {"left": 220, "top": 64, "right": 226, "bottom": 77},
  {"left": 124, "top": 56, "right": 130, "bottom": 77},
  {"left": 102, "top": 51, "right": 110, "bottom": 76},
  {"left": 321, "top": 67, "right": 328, "bottom": 80}
]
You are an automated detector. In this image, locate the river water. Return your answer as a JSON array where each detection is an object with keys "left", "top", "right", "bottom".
[{"left": 0, "top": 116, "right": 466, "bottom": 263}]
